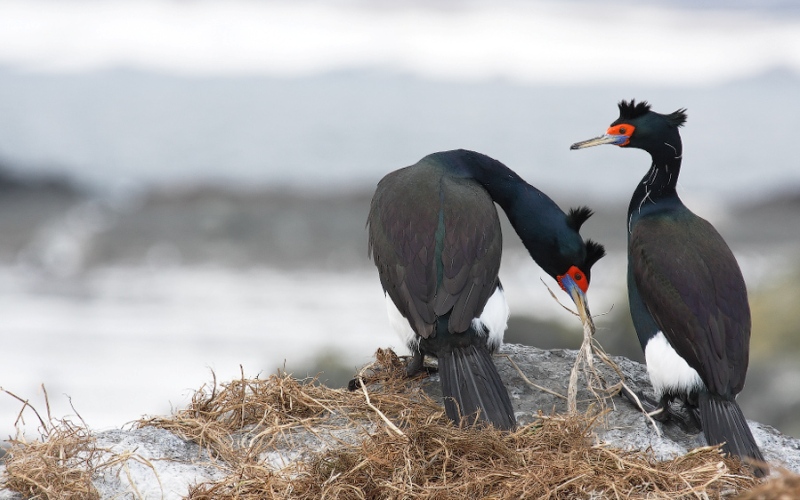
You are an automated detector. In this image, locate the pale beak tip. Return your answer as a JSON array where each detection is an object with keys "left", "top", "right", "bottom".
[{"left": 560, "top": 274, "right": 590, "bottom": 323}]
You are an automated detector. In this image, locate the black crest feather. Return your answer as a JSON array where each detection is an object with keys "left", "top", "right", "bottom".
[
  {"left": 619, "top": 99, "right": 688, "bottom": 128},
  {"left": 617, "top": 99, "right": 651, "bottom": 120},
  {"left": 584, "top": 240, "right": 606, "bottom": 270},
  {"left": 666, "top": 108, "right": 688, "bottom": 128},
  {"left": 566, "top": 206, "right": 594, "bottom": 232}
]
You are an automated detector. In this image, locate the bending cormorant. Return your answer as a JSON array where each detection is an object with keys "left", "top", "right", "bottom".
[{"left": 368, "top": 149, "right": 605, "bottom": 429}]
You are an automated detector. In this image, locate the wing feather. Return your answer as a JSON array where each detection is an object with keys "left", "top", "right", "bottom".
[
  {"left": 630, "top": 211, "right": 750, "bottom": 396},
  {"left": 439, "top": 176, "right": 501, "bottom": 333},
  {"left": 368, "top": 163, "right": 502, "bottom": 339}
]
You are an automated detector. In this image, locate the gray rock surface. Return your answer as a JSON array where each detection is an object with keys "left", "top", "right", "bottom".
[
  {"left": 2, "top": 345, "right": 799, "bottom": 499},
  {"left": 91, "top": 426, "right": 227, "bottom": 499},
  {"left": 0, "top": 427, "right": 226, "bottom": 500},
  {"left": 492, "top": 344, "right": 800, "bottom": 471}
]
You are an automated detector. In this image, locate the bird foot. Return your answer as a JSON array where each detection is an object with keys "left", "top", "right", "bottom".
[
  {"left": 620, "top": 387, "right": 701, "bottom": 433},
  {"left": 661, "top": 400, "right": 702, "bottom": 434},
  {"left": 403, "top": 351, "right": 438, "bottom": 378},
  {"left": 347, "top": 351, "right": 436, "bottom": 392},
  {"left": 404, "top": 350, "right": 426, "bottom": 377},
  {"left": 620, "top": 386, "right": 664, "bottom": 418}
]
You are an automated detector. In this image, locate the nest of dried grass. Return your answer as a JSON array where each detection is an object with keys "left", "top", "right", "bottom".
[
  {"left": 4, "top": 349, "right": 797, "bottom": 499},
  {"left": 139, "top": 349, "right": 441, "bottom": 466},
  {"left": 1, "top": 386, "right": 102, "bottom": 500},
  {"left": 735, "top": 468, "right": 800, "bottom": 500},
  {"left": 3, "top": 418, "right": 100, "bottom": 500},
  {"left": 138, "top": 349, "right": 764, "bottom": 499},
  {"left": 1, "top": 387, "right": 155, "bottom": 500}
]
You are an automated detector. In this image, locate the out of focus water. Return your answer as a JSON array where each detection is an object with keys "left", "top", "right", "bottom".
[
  {"left": 0, "top": 250, "right": 630, "bottom": 437},
  {"left": 2, "top": 0, "right": 800, "bottom": 442},
  {"left": 0, "top": 182, "right": 797, "bottom": 439},
  {"left": 0, "top": 266, "right": 392, "bottom": 432},
  {"left": 0, "top": 1, "right": 799, "bottom": 202},
  {"left": 1, "top": 67, "right": 799, "bottom": 203}
]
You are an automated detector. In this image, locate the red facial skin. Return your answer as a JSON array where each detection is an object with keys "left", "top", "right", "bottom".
[
  {"left": 607, "top": 123, "right": 635, "bottom": 146},
  {"left": 557, "top": 265, "right": 589, "bottom": 294}
]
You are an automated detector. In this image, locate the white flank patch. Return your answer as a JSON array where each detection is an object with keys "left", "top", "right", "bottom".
[
  {"left": 385, "top": 287, "right": 509, "bottom": 351},
  {"left": 644, "top": 331, "right": 704, "bottom": 398},
  {"left": 385, "top": 294, "right": 419, "bottom": 350},
  {"left": 472, "top": 287, "right": 510, "bottom": 351}
]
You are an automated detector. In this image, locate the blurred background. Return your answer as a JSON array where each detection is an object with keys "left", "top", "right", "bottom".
[{"left": 0, "top": 0, "right": 799, "bottom": 442}]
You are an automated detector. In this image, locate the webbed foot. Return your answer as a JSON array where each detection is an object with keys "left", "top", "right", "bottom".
[{"left": 621, "top": 387, "right": 702, "bottom": 433}]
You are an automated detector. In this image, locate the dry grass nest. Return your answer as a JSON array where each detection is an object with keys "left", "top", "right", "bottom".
[
  {"left": 144, "top": 348, "right": 762, "bottom": 499},
  {"left": 3, "top": 348, "right": 798, "bottom": 499},
  {"left": 3, "top": 418, "right": 101, "bottom": 500},
  {"left": 1, "top": 387, "right": 156, "bottom": 499}
]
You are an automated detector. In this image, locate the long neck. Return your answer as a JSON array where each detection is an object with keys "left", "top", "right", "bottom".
[
  {"left": 628, "top": 136, "right": 683, "bottom": 224},
  {"left": 483, "top": 175, "right": 568, "bottom": 243},
  {"left": 446, "top": 151, "right": 582, "bottom": 276}
]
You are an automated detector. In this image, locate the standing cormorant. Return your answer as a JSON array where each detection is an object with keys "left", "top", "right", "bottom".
[
  {"left": 571, "top": 100, "right": 766, "bottom": 475},
  {"left": 367, "top": 149, "right": 605, "bottom": 430}
]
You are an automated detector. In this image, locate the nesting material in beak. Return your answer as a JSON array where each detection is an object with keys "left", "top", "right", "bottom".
[{"left": 559, "top": 274, "right": 592, "bottom": 327}]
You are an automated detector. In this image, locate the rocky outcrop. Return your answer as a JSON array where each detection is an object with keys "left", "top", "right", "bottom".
[
  {"left": 492, "top": 344, "right": 800, "bottom": 470},
  {"left": 1, "top": 344, "right": 798, "bottom": 499}
]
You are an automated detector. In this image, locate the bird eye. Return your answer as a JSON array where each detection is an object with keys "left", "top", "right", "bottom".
[
  {"left": 619, "top": 127, "right": 626, "bottom": 134},
  {"left": 574, "top": 272, "right": 583, "bottom": 281}
]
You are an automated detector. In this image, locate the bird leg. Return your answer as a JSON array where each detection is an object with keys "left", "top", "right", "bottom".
[
  {"left": 404, "top": 350, "right": 426, "bottom": 377},
  {"left": 621, "top": 386, "right": 702, "bottom": 433},
  {"left": 620, "top": 385, "right": 667, "bottom": 419},
  {"left": 646, "top": 393, "right": 702, "bottom": 433},
  {"left": 662, "top": 395, "right": 702, "bottom": 434},
  {"left": 347, "top": 350, "right": 437, "bottom": 392},
  {"left": 404, "top": 350, "right": 438, "bottom": 378}
]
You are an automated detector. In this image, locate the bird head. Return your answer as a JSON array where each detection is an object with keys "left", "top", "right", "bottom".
[
  {"left": 550, "top": 207, "right": 606, "bottom": 308},
  {"left": 569, "top": 100, "right": 686, "bottom": 154}
]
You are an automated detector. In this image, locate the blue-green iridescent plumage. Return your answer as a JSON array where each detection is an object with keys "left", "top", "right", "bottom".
[
  {"left": 577, "top": 100, "right": 764, "bottom": 474},
  {"left": 367, "top": 149, "right": 604, "bottom": 430}
]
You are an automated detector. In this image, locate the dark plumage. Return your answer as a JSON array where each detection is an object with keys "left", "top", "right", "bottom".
[
  {"left": 367, "top": 149, "right": 604, "bottom": 430},
  {"left": 571, "top": 101, "right": 766, "bottom": 476}
]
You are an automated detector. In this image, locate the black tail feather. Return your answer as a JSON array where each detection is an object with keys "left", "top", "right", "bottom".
[
  {"left": 438, "top": 344, "right": 516, "bottom": 430},
  {"left": 699, "top": 392, "right": 767, "bottom": 477}
]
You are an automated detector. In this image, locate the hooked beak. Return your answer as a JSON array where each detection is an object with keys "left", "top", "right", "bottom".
[
  {"left": 570, "top": 134, "right": 628, "bottom": 150},
  {"left": 559, "top": 274, "right": 590, "bottom": 324}
]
